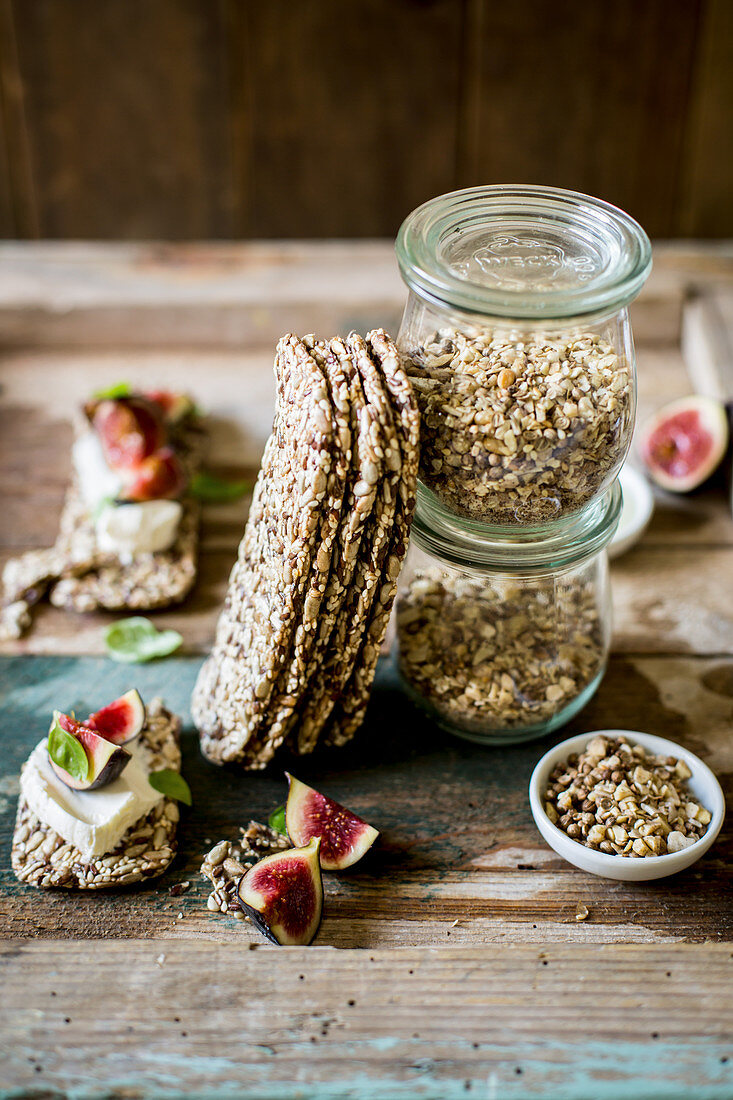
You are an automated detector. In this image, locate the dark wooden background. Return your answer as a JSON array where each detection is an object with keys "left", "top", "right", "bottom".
[{"left": 0, "top": 0, "right": 731, "bottom": 241}]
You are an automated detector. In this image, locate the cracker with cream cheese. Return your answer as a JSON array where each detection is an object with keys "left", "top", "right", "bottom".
[{"left": 12, "top": 698, "right": 182, "bottom": 890}]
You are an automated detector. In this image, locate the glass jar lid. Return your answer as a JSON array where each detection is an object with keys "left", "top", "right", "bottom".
[
  {"left": 396, "top": 185, "right": 652, "bottom": 321},
  {"left": 411, "top": 481, "right": 623, "bottom": 574}
]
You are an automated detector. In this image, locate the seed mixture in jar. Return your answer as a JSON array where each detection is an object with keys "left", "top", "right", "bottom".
[
  {"left": 395, "top": 570, "right": 605, "bottom": 734},
  {"left": 406, "top": 329, "right": 631, "bottom": 524},
  {"left": 544, "top": 735, "right": 712, "bottom": 857}
]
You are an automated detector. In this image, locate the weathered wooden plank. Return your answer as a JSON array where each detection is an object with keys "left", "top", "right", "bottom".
[
  {"left": 8, "top": 0, "right": 235, "bottom": 239},
  {"left": 460, "top": 0, "right": 703, "bottom": 239},
  {"left": 0, "top": 655, "right": 730, "bottom": 946},
  {"left": 1, "top": 939, "right": 731, "bottom": 1098},
  {"left": 0, "top": 242, "right": 730, "bottom": 350},
  {"left": 236, "top": 0, "right": 464, "bottom": 240}
]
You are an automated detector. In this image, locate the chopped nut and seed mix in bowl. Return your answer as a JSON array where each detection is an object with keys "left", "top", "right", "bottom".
[
  {"left": 396, "top": 185, "right": 651, "bottom": 527},
  {"left": 529, "top": 730, "right": 725, "bottom": 881}
]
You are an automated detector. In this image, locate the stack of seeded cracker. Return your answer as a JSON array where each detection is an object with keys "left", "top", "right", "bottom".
[{"left": 192, "top": 330, "right": 419, "bottom": 769}]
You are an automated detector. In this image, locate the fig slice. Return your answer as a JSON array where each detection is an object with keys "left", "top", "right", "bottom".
[
  {"left": 237, "top": 837, "right": 323, "bottom": 946},
  {"left": 285, "top": 774, "right": 379, "bottom": 871},
  {"left": 48, "top": 712, "right": 131, "bottom": 791},
  {"left": 640, "top": 395, "right": 729, "bottom": 493},
  {"left": 86, "top": 689, "right": 145, "bottom": 745},
  {"left": 91, "top": 396, "right": 165, "bottom": 470}
]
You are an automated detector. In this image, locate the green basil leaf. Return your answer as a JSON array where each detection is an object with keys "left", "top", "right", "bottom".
[
  {"left": 148, "top": 769, "right": 192, "bottom": 806},
  {"left": 93, "top": 381, "right": 132, "bottom": 400},
  {"left": 47, "top": 713, "right": 89, "bottom": 782},
  {"left": 103, "top": 617, "right": 183, "bottom": 664},
  {"left": 190, "top": 471, "right": 251, "bottom": 502},
  {"left": 92, "top": 494, "right": 116, "bottom": 523},
  {"left": 268, "top": 805, "right": 287, "bottom": 835}
]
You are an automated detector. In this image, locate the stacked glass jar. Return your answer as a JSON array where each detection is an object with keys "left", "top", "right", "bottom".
[{"left": 393, "top": 185, "right": 652, "bottom": 744}]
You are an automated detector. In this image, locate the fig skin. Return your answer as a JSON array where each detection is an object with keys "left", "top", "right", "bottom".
[
  {"left": 145, "top": 390, "right": 195, "bottom": 424},
  {"left": 49, "top": 713, "right": 131, "bottom": 791},
  {"left": 86, "top": 689, "right": 145, "bottom": 746},
  {"left": 640, "top": 395, "right": 729, "bottom": 493},
  {"left": 237, "top": 837, "right": 323, "bottom": 946},
  {"left": 285, "top": 773, "right": 379, "bottom": 871},
  {"left": 92, "top": 397, "right": 165, "bottom": 470}
]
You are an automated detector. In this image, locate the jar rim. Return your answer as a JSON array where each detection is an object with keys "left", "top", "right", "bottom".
[
  {"left": 410, "top": 481, "right": 623, "bottom": 573},
  {"left": 396, "top": 185, "right": 652, "bottom": 321}
]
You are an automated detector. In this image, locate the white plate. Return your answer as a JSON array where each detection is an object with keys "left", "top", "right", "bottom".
[
  {"left": 529, "top": 729, "right": 725, "bottom": 881},
  {"left": 608, "top": 464, "right": 654, "bottom": 559}
]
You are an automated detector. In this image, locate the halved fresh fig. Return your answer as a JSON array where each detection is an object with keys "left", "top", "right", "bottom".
[
  {"left": 119, "top": 447, "right": 187, "bottom": 501},
  {"left": 237, "top": 837, "right": 323, "bottom": 946},
  {"left": 92, "top": 397, "right": 165, "bottom": 470},
  {"left": 48, "top": 712, "right": 131, "bottom": 791},
  {"left": 146, "top": 390, "right": 195, "bottom": 423},
  {"left": 87, "top": 689, "right": 145, "bottom": 745},
  {"left": 640, "top": 395, "right": 729, "bottom": 493},
  {"left": 285, "top": 774, "right": 379, "bottom": 871}
]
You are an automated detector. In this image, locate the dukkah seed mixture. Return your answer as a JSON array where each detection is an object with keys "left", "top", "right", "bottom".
[
  {"left": 544, "top": 735, "right": 712, "bottom": 857},
  {"left": 406, "top": 328, "right": 631, "bottom": 524},
  {"left": 396, "top": 571, "right": 605, "bottom": 732}
]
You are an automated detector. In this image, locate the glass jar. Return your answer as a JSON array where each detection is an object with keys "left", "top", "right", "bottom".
[
  {"left": 394, "top": 482, "right": 622, "bottom": 744},
  {"left": 396, "top": 186, "right": 651, "bottom": 528}
]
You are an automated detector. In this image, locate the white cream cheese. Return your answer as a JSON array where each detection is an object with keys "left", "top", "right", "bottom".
[
  {"left": 20, "top": 737, "right": 163, "bottom": 861},
  {"left": 72, "top": 430, "right": 181, "bottom": 556},
  {"left": 96, "top": 499, "right": 183, "bottom": 557}
]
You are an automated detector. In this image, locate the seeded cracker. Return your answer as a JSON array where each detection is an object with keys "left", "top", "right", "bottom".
[
  {"left": 0, "top": 420, "right": 204, "bottom": 639},
  {"left": 12, "top": 699, "right": 182, "bottom": 890},
  {"left": 240, "top": 337, "right": 352, "bottom": 766},
  {"left": 192, "top": 336, "right": 335, "bottom": 766},
  {"left": 326, "top": 329, "right": 419, "bottom": 746},
  {"left": 292, "top": 331, "right": 403, "bottom": 754}
]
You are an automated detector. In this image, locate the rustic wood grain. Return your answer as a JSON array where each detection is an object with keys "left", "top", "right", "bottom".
[
  {"left": 1, "top": 654, "right": 730, "bottom": 946},
  {"left": 460, "top": 0, "right": 704, "bottom": 239},
  {"left": 6, "top": 0, "right": 235, "bottom": 239},
  {"left": 2, "top": 1, "right": 732, "bottom": 240},
  {"left": 1, "top": 241, "right": 732, "bottom": 1098},
  {"left": 680, "top": 0, "right": 733, "bottom": 236},
  {"left": 1, "top": 939, "right": 731, "bottom": 1098}
]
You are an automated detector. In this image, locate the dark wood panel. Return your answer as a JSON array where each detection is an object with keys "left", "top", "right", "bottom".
[
  {"left": 681, "top": 0, "right": 733, "bottom": 236},
  {"left": 460, "top": 0, "right": 703, "bottom": 238},
  {"left": 8, "top": 0, "right": 235, "bottom": 238},
  {"left": 236, "top": 0, "right": 465, "bottom": 238},
  {"left": 0, "top": 2, "right": 732, "bottom": 238}
]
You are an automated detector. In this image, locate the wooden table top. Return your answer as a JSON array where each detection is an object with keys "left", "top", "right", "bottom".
[{"left": 0, "top": 241, "right": 732, "bottom": 1099}]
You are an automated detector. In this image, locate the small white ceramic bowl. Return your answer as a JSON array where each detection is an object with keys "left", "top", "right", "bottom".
[
  {"left": 529, "top": 729, "right": 726, "bottom": 881},
  {"left": 608, "top": 464, "right": 654, "bottom": 560}
]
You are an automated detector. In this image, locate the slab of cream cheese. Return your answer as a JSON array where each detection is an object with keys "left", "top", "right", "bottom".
[
  {"left": 72, "top": 429, "right": 182, "bottom": 556},
  {"left": 20, "top": 737, "right": 164, "bottom": 861}
]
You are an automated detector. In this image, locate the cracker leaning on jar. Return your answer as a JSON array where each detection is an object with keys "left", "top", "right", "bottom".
[
  {"left": 0, "top": 388, "right": 204, "bottom": 639},
  {"left": 406, "top": 328, "right": 631, "bottom": 525}
]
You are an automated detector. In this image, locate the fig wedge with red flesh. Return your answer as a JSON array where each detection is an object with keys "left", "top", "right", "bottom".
[
  {"left": 237, "top": 837, "right": 323, "bottom": 946},
  {"left": 119, "top": 447, "right": 187, "bottom": 502},
  {"left": 285, "top": 774, "right": 379, "bottom": 871},
  {"left": 48, "top": 712, "right": 131, "bottom": 791},
  {"left": 92, "top": 397, "right": 165, "bottom": 470},
  {"left": 87, "top": 689, "right": 145, "bottom": 746},
  {"left": 640, "top": 395, "right": 729, "bottom": 493}
]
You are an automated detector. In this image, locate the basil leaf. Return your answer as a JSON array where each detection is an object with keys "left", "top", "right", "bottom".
[
  {"left": 148, "top": 769, "right": 192, "bottom": 806},
  {"left": 92, "top": 494, "right": 116, "bottom": 522},
  {"left": 268, "top": 805, "right": 287, "bottom": 835},
  {"left": 93, "top": 381, "right": 132, "bottom": 400},
  {"left": 47, "top": 713, "right": 89, "bottom": 782},
  {"left": 190, "top": 471, "right": 251, "bottom": 502},
  {"left": 103, "top": 617, "right": 183, "bottom": 664}
]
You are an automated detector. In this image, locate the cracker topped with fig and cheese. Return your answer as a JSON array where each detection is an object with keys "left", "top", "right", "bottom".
[
  {"left": 12, "top": 691, "right": 189, "bottom": 889},
  {"left": 0, "top": 387, "right": 204, "bottom": 639}
]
